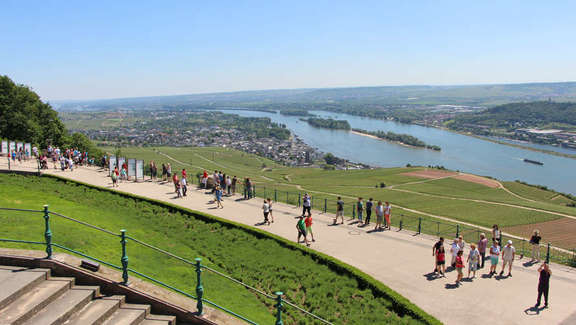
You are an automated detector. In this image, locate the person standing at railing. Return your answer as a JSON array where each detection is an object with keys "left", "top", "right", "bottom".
[
  {"left": 374, "top": 200, "right": 384, "bottom": 231},
  {"left": 477, "top": 233, "right": 488, "bottom": 269},
  {"left": 492, "top": 224, "right": 501, "bottom": 245},
  {"left": 231, "top": 176, "right": 237, "bottom": 194},
  {"left": 530, "top": 230, "right": 542, "bottom": 262},
  {"left": 467, "top": 243, "right": 480, "bottom": 279},
  {"left": 226, "top": 176, "right": 232, "bottom": 196},
  {"left": 302, "top": 193, "right": 311, "bottom": 217},
  {"left": 356, "top": 197, "right": 364, "bottom": 225},
  {"left": 535, "top": 262, "right": 551, "bottom": 308},
  {"left": 500, "top": 240, "right": 515, "bottom": 277},
  {"left": 334, "top": 197, "right": 345, "bottom": 225},
  {"left": 433, "top": 237, "right": 444, "bottom": 273},
  {"left": 384, "top": 202, "right": 391, "bottom": 230},
  {"left": 450, "top": 238, "right": 460, "bottom": 268},
  {"left": 488, "top": 239, "right": 500, "bottom": 275},
  {"left": 364, "top": 198, "right": 373, "bottom": 226}
]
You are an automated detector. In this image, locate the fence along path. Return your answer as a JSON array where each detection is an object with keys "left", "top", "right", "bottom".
[{"left": 4, "top": 161, "right": 576, "bottom": 325}]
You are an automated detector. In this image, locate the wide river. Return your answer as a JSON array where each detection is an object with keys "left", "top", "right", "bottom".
[{"left": 219, "top": 109, "right": 576, "bottom": 194}]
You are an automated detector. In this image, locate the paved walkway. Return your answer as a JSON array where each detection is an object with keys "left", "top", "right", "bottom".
[{"left": 3, "top": 162, "right": 576, "bottom": 325}]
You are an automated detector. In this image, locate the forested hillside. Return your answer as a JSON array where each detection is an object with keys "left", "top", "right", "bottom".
[
  {"left": 0, "top": 75, "right": 99, "bottom": 153},
  {"left": 450, "top": 101, "right": 576, "bottom": 129}
]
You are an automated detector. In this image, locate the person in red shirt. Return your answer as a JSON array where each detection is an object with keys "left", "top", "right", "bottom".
[
  {"left": 455, "top": 250, "right": 465, "bottom": 285},
  {"left": 436, "top": 245, "right": 446, "bottom": 277},
  {"left": 182, "top": 168, "right": 187, "bottom": 180},
  {"left": 305, "top": 214, "right": 315, "bottom": 242}
]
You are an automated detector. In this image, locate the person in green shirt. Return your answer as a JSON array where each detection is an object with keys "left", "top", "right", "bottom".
[{"left": 297, "top": 216, "right": 309, "bottom": 246}]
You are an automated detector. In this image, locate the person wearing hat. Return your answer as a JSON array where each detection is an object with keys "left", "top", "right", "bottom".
[{"left": 500, "top": 240, "right": 516, "bottom": 277}]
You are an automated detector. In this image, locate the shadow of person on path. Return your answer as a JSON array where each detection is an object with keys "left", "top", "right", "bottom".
[
  {"left": 524, "top": 305, "right": 547, "bottom": 316},
  {"left": 481, "top": 273, "right": 493, "bottom": 279},
  {"left": 254, "top": 221, "right": 268, "bottom": 226},
  {"left": 523, "top": 260, "right": 538, "bottom": 267},
  {"left": 445, "top": 283, "right": 459, "bottom": 289},
  {"left": 423, "top": 272, "right": 441, "bottom": 281}
]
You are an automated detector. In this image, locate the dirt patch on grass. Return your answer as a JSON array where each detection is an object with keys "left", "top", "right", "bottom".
[
  {"left": 506, "top": 218, "right": 576, "bottom": 249},
  {"left": 454, "top": 174, "right": 501, "bottom": 188},
  {"left": 401, "top": 170, "right": 457, "bottom": 179}
]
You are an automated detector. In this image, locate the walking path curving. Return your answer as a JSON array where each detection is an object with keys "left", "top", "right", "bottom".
[{"left": 3, "top": 161, "right": 576, "bottom": 325}]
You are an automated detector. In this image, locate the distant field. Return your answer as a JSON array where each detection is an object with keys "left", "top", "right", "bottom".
[
  {"left": 98, "top": 146, "right": 576, "bottom": 248},
  {"left": 0, "top": 173, "right": 432, "bottom": 324}
]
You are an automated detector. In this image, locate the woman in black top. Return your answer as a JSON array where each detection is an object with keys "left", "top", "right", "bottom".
[
  {"left": 530, "top": 230, "right": 542, "bottom": 262},
  {"left": 535, "top": 263, "right": 551, "bottom": 308}
]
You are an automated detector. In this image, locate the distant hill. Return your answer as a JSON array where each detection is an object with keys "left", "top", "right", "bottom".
[
  {"left": 451, "top": 101, "right": 576, "bottom": 129},
  {"left": 55, "top": 81, "right": 576, "bottom": 111}
]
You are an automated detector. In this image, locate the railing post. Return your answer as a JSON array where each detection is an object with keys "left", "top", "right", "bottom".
[
  {"left": 298, "top": 193, "right": 301, "bottom": 207},
  {"left": 195, "top": 258, "right": 204, "bottom": 315},
  {"left": 436, "top": 222, "right": 440, "bottom": 236},
  {"left": 352, "top": 205, "right": 356, "bottom": 219},
  {"left": 120, "top": 229, "right": 129, "bottom": 285},
  {"left": 456, "top": 224, "right": 460, "bottom": 238},
  {"left": 324, "top": 198, "right": 327, "bottom": 213},
  {"left": 274, "top": 189, "right": 277, "bottom": 202},
  {"left": 37, "top": 158, "right": 41, "bottom": 175},
  {"left": 8, "top": 155, "right": 10, "bottom": 170},
  {"left": 310, "top": 196, "right": 313, "bottom": 209},
  {"left": 275, "top": 291, "right": 284, "bottom": 325},
  {"left": 418, "top": 217, "right": 422, "bottom": 234},
  {"left": 399, "top": 219, "right": 403, "bottom": 231},
  {"left": 43, "top": 205, "right": 52, "bottom": 259},
  {"left": 522, "top": 239, "right": 525, "bottom": 258},
  {"left": 286, "top": 191, "right": 288, "bottom": 204},
  {"left": 546, "top": 243, "right": 550, "bottom": 264},
  {"left": 264, "top": 187, "right": 267, "bottom": 198},
  {"left": 252, "top": 185, "right": 256, "bottom": 198}
]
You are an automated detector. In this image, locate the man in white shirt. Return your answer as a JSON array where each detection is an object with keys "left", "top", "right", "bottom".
[
  {"left": 500, "top": 240, "right": 516, "bottom": 277},
  {"left": 450, "top": 238, "right": 460, "bottom": 268}
]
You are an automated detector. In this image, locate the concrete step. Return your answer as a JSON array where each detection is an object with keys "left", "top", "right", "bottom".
[
  {"left": 145, "top": 314, "right": 176, "bottom": 325},
  {"left": 22, "top": 286, "right": 96, "bottom": 325},
  {"left": 0, "top": 268, "right": 49, "bottom": 310},
  {"left": 63, "top": 296, "right": 124, "bottom": 325},
  {"left": 0, "top": 278, "right": 72, "bottom": 325},
  {"left": 100, "top": 308, "right": 146, "bottom": 325},
  {"left": 140, "top": 320, "right": 171, "bottom": 325}
]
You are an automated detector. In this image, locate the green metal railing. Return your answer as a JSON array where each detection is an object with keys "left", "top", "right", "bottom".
[{"left": 0, "top": 206, "right": 333, "bottom": 325}]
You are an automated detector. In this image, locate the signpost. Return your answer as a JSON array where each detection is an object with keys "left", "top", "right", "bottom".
[
  {"left": 109, "top": 156, "right": 117, "bottom": 176},
  {"left": 128, "top": 159, "right": 136, "bottom": 181},
  {"left": 136, "top": 160, "right": 144, "bottom": 181}
]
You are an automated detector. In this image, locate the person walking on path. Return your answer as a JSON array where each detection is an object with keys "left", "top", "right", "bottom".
[
  {"left": 384, "top": 202, "right": 391, "bottom": 230},
  {"left": 535, "top": 262, "right": 551, "bottom": 308},
  {"left": 375, "top": 200, "right": 384, "bottom": 231},
  {"left": 172, "top": 173, "right": 180, "bottom": 193},
  {"left": 492, "top": 224, "right": 501, "bottom": 245},
  {"left": 477, "top": 233, "right": 488, "bottom": 269},
  {"left": 231, "top": 176, "right": 237, "bottom": 194},
  {"left": 500, "top": 240, "right": 516, "bottom": 277},
  {"left": 489, "top": 239, "right": 501, "bottom": 275},
  {"left": 467, "top": 243, "right": 480, "bottom": 279},
  {"left": 356, "top": 197, "right": 364, "bottom": 225},
  {"left": 175, "top": 177, "right": 182, "bottom": 198},
  {"left": 262, "top": 199, "right": 271, "bottom": 225},
  {"left": 530, "top": 230, "right": 542, "bottom": 262},
  {"left": 305, "top": 214, "right": 315, "bottom": 242},
  {"left": 166, "top": 163, "right": 172, "bottom": 183},
  {"left": 455, "top": 250, "right": 464, "bottom": 285},
  {"left": 111, "top": 167, "right": 119, "bottom": 187},
  {"left": 364, "top": 198, "right": 373, "bottom": 225},
  {"left": 302, "top": 193, "right": 311, "bottom": 217},
  {"left": 296, "top": 216, "right": 309, "bottom": 246},
  {"left": 181, "top": 168, "right": 187, "bottom": 182},
  {"left": 436, "top": 245, "right": 446, "bottom": 276},
  {"left": 334, "top": 197, "right": 344, "bottom": 225},
  {"left": 433, "top": 237, "right": 445, "bottom": 273},
  {"left": 181, "top": 177, "right": 187, "bottom": 197},
  {"left": 267, "top": 198, "right": 274, "bottom": 223},
  {"left": 450, "top": 238, "right": 460, "bottom": 268},
  {"left": 215, "top": 186, "right": 224, "bottom": 209}
]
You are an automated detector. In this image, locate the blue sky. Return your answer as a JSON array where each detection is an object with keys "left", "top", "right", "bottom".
[{"left": 2, "top": 0, "right": 576, "bottom": 100}]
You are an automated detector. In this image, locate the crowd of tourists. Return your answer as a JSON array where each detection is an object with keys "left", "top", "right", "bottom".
[{"left": 430, "top": 228, "right": 551, "bottom": 306}]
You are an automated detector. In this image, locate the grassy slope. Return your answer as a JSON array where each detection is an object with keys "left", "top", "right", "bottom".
[
  {"left": 99, "top": 146, "right": 576, "bottom": 228},
  {"left": 0, "top": 173, "right": 433, "bottom": 325}
]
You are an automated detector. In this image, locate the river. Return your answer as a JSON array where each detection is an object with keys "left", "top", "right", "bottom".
[{"left": 218, "top": 109, "right": 576, "bottom": 194}]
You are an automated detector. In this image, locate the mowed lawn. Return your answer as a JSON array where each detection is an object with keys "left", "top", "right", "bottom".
[
  {"left": 0, "top": 173, "right": 429, "bottom": 325},
  {"left": 98, "top": 146, "right": 576, "bottom": 229}
]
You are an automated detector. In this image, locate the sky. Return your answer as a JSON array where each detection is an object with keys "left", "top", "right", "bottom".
[{"left": 2, "top": 0, "right": 576, "bottom": 101}]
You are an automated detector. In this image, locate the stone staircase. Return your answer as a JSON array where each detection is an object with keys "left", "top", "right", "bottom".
[{"left": 0, "top": 266, "right": 177, "bottom": 325}]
